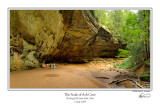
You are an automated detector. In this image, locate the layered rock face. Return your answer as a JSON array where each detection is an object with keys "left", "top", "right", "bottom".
[
  {"left": 51, "top": 10, "right": 100, "bottom": 62},
  {"left": 10, "top": 10, "right": 124, "bottom": 71},
  {"left": 10, "top": 10, "right": 64, "bottom": 71}
]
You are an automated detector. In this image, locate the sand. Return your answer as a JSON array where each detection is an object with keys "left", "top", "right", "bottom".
[{"left": 10, "top": 58, "right": 124, "bottom": 88}]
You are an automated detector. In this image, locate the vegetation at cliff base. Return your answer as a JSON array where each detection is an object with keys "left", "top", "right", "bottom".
[{"left": 95, "top": 10, "right": 150, "bottom": 80}]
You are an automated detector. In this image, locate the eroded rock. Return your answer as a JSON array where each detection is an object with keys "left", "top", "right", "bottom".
[{"left": 10, "top": 10, "right": 124, "bottom": 71}]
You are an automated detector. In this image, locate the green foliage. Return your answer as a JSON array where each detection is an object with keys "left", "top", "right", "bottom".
[
  {"left": 94, "top": 10, "right": 125, "bottom": 38},
  {"left": 113, "top": 62, "right": 121, "bottom": 68},
  {"left": 113, "top": 58, "right": 132, "bottom": 69},
  {"left": 113, "top": 65, "right": 117, "bottom": 68},
  {"left": 116, "top": 49, "right": 129, "bottom": 58},
  {"left": 94, "top": 10, "right": 109, "bottom": 26},
  {"left": 133, "top": 75, "right": 138, "bottom": 79},
  {"left": 118, "top": 10, "right": 150, "bottom": 69},
  {"left": 144, "top": 58, "right": 150, "bottom": 65},
  {"left": 132, "top": 63, "right": 143, "bottom": 72},
  {"left": 95, "top": 10, "right": 150, "bottom": 72},
  {"left": 139, "top": 74, "right": 150, "bottom": 81},
  {"left": 118, "top": 58, "right": 133, "bottom": 69},
  {"left": 133, "top": 73, "right": 150, "bottom": 81}
]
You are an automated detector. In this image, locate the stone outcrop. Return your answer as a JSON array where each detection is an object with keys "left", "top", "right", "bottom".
[
  {"left": 10, "top": 10, "right": 65, "bottom": 71},
  {"left": 50, "top": 10, "right": 100, "bottom": 62},
  {"left": 10, "top": 10, "right": 124, "bottom": 71}
]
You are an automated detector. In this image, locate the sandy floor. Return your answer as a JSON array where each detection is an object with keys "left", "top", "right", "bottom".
[{"left": 10, "top": 58, "right": 125, "bottom": 88}]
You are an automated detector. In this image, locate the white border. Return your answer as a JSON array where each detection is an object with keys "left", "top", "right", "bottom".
[{"left": 7, "top": 7, "right": 153, "bottom": 91}]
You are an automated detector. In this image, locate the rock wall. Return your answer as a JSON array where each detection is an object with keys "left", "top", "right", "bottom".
[
  {"left": 54, "top": 10, "right": 124, "bottom": 62},
  {"left": 51, "top": 10, "right": 100, "bottom": 62},
  {"left": 10, "top": 10, "right": 124, "bottom": 71},
  {"left": 10, "top": 10, "right": 65, "bottom": 71}
]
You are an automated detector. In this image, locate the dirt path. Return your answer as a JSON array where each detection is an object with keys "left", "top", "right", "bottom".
[{"left": 10, "top": 58, "right": 125, "bottom": 88}]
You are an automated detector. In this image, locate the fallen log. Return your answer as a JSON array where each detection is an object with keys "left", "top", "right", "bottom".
[
  {"left": 109, "top": 78, "right": 143, "bottom": 88},
  {"left": 94, "top": 77, "right": 109, "bottom": 79}
]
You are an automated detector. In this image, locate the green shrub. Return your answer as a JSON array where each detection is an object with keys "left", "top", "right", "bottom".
[
  {"left": 118, "top": 58, "right": 132, "bottom": 69},
  {"left": 139, "top": 74, "right": 150, "bottom": 81},
  {"left": 116, "top": 49, "right": 129, "bottom": 58},
  {"left": 113, "top": 64, "right": 117, "bottom": 68},
  {"left": 133, "top": 75, "right": 138, "bottom": 79},
  {"left": 113, "top": 62, "right": 121, "bottom": 68}
]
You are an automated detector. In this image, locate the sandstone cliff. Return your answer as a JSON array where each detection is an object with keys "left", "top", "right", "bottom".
[{"left": 10, "top": 10, "right": 124, "bottom": 71}]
